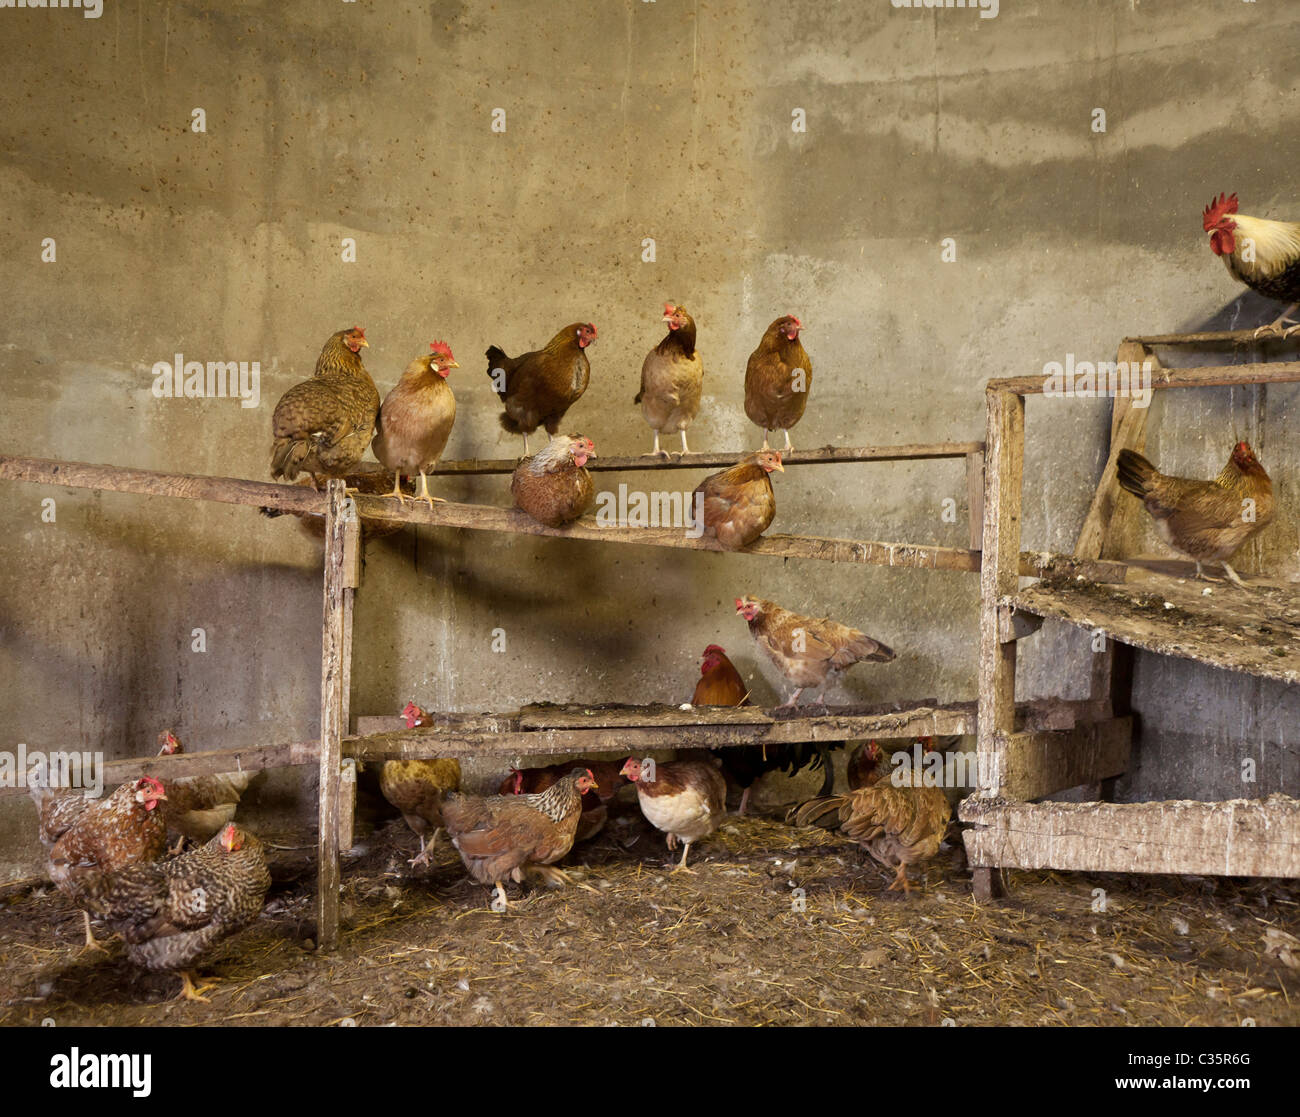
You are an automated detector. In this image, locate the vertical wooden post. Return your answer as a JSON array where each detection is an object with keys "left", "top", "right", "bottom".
[
  {"left": 316, "top": 481, "right": 354, "bottom": 951},
  {"left": 337, "top": 514, "right": 361, "bottom": 852},
  {"left": 966, "top": 449, "right": 985, "bottom": 552},
  {"left": 973, "top": 388, "right": 1024, "bottom": 901}
]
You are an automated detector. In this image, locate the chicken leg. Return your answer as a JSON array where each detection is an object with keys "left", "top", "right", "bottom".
[
  {"left": 774, "top": 688, "right": 805, "bottom": 710},
  {"left": 415, "top": 470, "right": 445, "bottom": 510},
  {"left": 407, "top": 827, "right": 444, "bottom": 868},
  {"left": 647, "top": 430, "right": 669, "bottom": 458},
  {"left": 887, "top": 863, "right": 913, "bottom": 895},
  {"left": 79, "top": 911, "right": 108, "bottom": 955},
  {"left": 673, "top": 841, "right": 696, "bottom": 874},
  {"left": 782, "top": 429, "right": 794, "bottom": 452},
  {"left": 679, "top": 430, "right": 691, "bottom": 455},
  {"left": 1254, "top": 302, "right": 1300, "bottom": 339},
  {"left": 387, "top": 471, "right": 408, "bottom": 505},
  {"left": 177, "top": 971, "right": 214, "bottom": 1002},
  {"left": 761, "top": 430, "right": 772, "bottom": 451}
]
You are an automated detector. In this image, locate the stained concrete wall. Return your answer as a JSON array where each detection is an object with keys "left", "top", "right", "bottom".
[{"left": 2, "top": 0, "right": 1298, "bottom": 879}]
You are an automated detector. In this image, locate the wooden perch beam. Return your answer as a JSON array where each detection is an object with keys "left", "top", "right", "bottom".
[
  {"left": 1124, "top": 329, "right": 1300, "bottom": 346},
  {"left": 987, "top": 360, "right": 1300, "bottom": 397},
  {"left": 960, "top": 794, "right": 1300, "bottom": 878},
  {"left": 429, "top": 441, "right": 985, "bottom": 476}
]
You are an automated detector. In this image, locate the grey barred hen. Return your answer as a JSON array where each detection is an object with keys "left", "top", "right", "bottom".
[
  {"left": 77, "top": 823, "right": 270, "bottom": 1001},
  {"left": 270, "top": 326, "right": 379, "bottom": 485}
]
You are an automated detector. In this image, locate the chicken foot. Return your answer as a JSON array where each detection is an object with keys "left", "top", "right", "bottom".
[
  {"left": 886, "top": 863, "right": 914, "bottom": 895},
  {"left": 1194, "top": 560, "right": 1249, "bottom": 588},
  {"left": 78, "top": 911, "right": 109, "bottom": 955},
  {"left": 177, "top": 971, "right": 215, "bottom": 1003},
  {"left": 647, "top": 430, "right": 670, "bottom": 458},
  {"left": 407, "top": 828, "right": 445, "bottom": 868},
  {"left": 1254, "top": 302, "right": 1300, "bottom": 339},
  {"left": 528, "top": 864, "right": 600, "bottom": 893},
  {"left": 415, "top": 470, "right": 445, "bottom": 510},
  {"left": 387, "top": 471, "right": 408, "bottom": 505}
]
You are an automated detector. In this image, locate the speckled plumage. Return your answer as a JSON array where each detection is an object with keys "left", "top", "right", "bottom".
[
  {"left": 76, "top": 825, "right": 270, "bottom": 974},
  {"left": 270, "top": 328, "right": 379, "bottom": 483}
]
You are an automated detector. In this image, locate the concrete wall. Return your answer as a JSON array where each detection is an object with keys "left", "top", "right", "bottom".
[{"left": 2, "top": 0, "right": 1298, "bottom": 878}]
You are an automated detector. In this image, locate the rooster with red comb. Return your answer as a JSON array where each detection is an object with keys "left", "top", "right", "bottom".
[{"left": 1203, "top": 192, "right": 1300, "bottom": 337}]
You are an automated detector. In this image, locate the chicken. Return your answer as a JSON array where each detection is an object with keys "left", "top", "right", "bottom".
[
  {"left": 689, "top": 644, "right": 761, "bottom": 815},
  {"left": 1203, "top": 192, "right": 1300, "bottom": 336},
  {"left": 1115, "top": 441, "right": 1274, "bottom": 586},
  {"left": 372, "top": 341, "right": 459, "bottom": 509},
  {"left": 76, "top": 823, "right": 270, "bottom": 1002},
  {"left": 442, "top": 768, "right": 599, "bottom": 908},
  {"left": 744, "top": 315, "right": 812, "bottom": 451},
  {"left": 377, "top": 701, "right": 462, "bottom": 867},
  {"left": 735, "top": 595, "right": 895, "bottom": 708},
  {"left": 620, "top": 756, "right": 726, "bottom": 872},
  {"left": 790, "top": 743, "right": 950, "bottom": 894},
  {"left": 270, "top": 327, "right": 379, "bottom": 486},
  {"left": 486, "top": 322, "right": 597, "bottom": 455},
  {"left": 510, "top": 434, "right": 597, "bottom": 527},
  {"left": 693, "top": 450, "right": 784, "bottom": 551},
  {"left": 30, "top": 773, "right": 169, "bottom": 949},
  {"left": 636, "top": 302, "right": 703, "bottom": 456},
  {"left": 846, "top": 740, "right": 884, "bottom": 791},
  {"left": 155, "top": 730, "right": 252, "bottom": 852},
  {"left": 497, "top": 759, "right": 628, "bottom": 844}
]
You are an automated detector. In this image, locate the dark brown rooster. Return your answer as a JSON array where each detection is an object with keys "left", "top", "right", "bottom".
[
  {"left": 31, "top": 773, "right": 169, "bottom": 949},
  {"left": 744, "top": 315, "right": 812, "bottom": 451},
  {"left": 270, "top": 326, "right": 379, "bottom": 486},
  {"left": 693, "top": 450, "right": 784, "bottom": 551},
  {"left": 636, "top": 302, "right": 703, "bottom": 456},
  {"left": 790, "top": 742, "right": 951, "bottom": 894},
  {"left": 372, "top": 341, "right": 459, "bottom": 509},
  {"left": 156, "top": 730, "right": 252, "bottom": 852},
  {"left": 442, "top": 768, "right": 599, "bottom": 908},
  {"left": 497, "top": 759, "right": 628, "bottom": 843},
  {"left": 735, "top": 595, "right": 895, "bottom": 707},
  {"left": 511, "top": 434, "right": 596, "bottom": 527},
  {"left": 1116, "top": 441, "right": 1274, "bottom": 586},
  {"left": 377, "top": 703, "right": 462, "bottom": 867},
  {"left": 77, "top": 823, "right": 270, "bottom": 1001},
  {"left": 486, "top": 322, "right": 597, "bottom": 455}
]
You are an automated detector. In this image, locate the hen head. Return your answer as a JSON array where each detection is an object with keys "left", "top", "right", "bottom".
[
  {"left": 342, "top": 326, "right": 369, "bottom": 353},
  {"left": 568, "top": 435, "right": 596, "bottom": 468},
  {"left": 401, "top": 701, "right": 429, "bottom": 730},
  {"left": 1231, "top": 440, "right": 1266, "bottom": 476},
  {"left": 575, "top": 323, "right": 598, "bottom": 349},
  {"left": 619, "top": 757, "right": 646, "bottom": 783},
  {"left": 219, "top": 823, "right": 244, "bottom": 853},
  {"left": 773, "top": 315, "right": 802, "bottom": 342},
  {"left": 571, "top": 767, "right": 599, "bottom": 793},
  {"left": 134, "top": 776, "right": 167, "bottom": 810},
  {"left": 662, "top": 303, "right": 691, "bottom": 331},
  {"left": 157, "top": 730, "right": 182, "bottom": 756},
  {"left": 429, "top": 341, "right": 458, "bottom": 378},
  {"left": 735, "top": 595, "right": 762, "bottom": 622},
  {"left": 753, "top": 450, "right": 785, "bottom": 474},
  {"left": 700, "top": 643, "right": 728, "bottom": 674},
  {"left": 1203, "top": 192, "right": 1239, "bottom": 256}
]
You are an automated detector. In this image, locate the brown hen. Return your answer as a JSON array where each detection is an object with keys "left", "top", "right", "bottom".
[
  {"left": 498, "top": 759, "right": 628, "bottom": 843},
  {"left": 270, "top": 326, "right": 379, "bottom": 486},
  {"left": 378, "top": 702, "right": 462, "bottom": 867},
  {"left": 693, "top": 450, "right": 783, "bottom": 551},
  {"left": 744, "top": 315, "right": 812, "bottom": 452},
  {"left": 486, "top": 322, "right": 596, "bottom": 455},
  {"left": 636, "top": 302, "right": 703, "bottom": 456},
  {"left": 372, "top": 341, "right": 459, "bottom": 509},
  {"left": 511, "top": 434, "right": 597, "bottom": 527},
  {"left": 620, "top": 756, "right": 726, "bottom": 872},
  {"left": 155, "top": 731, "right": 251, "bottom": 852}
]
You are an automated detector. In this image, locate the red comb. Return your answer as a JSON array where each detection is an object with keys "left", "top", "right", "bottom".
[
  {"left": 1203, "top": 192, "right": 1238, "bottom": 231},
  {"left": 703, "top": 643, "right": 725, "bottom": 655},
  {"left": 429, "top": 340, "right": 454, "bottom": 358},
  {"left": 664, "top": 302, "right": 676, "bottom": 314}
]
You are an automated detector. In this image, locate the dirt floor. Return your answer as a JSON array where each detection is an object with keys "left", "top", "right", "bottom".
[{"left": 2, "top": 807, "right": 1298, "bottom": 1027}]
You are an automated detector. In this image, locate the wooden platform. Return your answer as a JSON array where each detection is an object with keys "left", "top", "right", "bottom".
[{"left": 1011, "top": 564, "right": 1300, "bottom": 685}]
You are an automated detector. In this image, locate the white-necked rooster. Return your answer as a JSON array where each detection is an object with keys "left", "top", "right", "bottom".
[{"left": 1203, "top": 192, "right": 1300, "bottom": 337}]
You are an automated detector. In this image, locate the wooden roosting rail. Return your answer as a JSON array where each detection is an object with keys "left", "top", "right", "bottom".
[{"left": 964, "top": 332, "right": 1300, "bottom": 898}]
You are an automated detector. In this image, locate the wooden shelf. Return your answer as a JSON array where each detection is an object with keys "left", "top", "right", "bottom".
[
  {"left": 961, "top": 794, "right": 1300, "bottom": 878},
  {"left": 987, "top": 359, "right": 1300, "bottom": 396},
  {"left": 1010, "top": 565, "right": 1300, "bottom": 685},
  {"left": 1123, "top": 328, "right": 1300, "bottom": 347}
]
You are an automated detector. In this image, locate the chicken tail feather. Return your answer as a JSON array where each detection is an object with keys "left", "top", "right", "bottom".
[
  {"left": 271, "top": 437, "right": 308, "bottom": 482},
  {"left": 788, "top": 795, "right": 848, "bottom": 830},
  {"left": 1116, "top": 448, "right": 1156, "bottom": 497}
]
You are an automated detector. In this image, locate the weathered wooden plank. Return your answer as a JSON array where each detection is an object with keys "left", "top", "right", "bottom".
[
  {"left": 514, "top": 700, "right": 942, "bottom": 729},
  {"left": 1012, "top": 573, "right": 1300, "bottom": 684},
  {"left": 959, "top": 794, "right": 1300, "bottom": 877},
  {"left": 997, "top": 604, "right": 1043, "bottom": 643},
  {"left": 427, "top": 442, "right": 985, "bottom": 477},
  {"left": 315, "top": 482, "right": 348, "bottom": 952},
  {"left": 1075, "top": 342, "right": 1156, "bottom": 562},
  {"left": 1124, "top": 329, "right": 1300, "bottom": 346},
  {"left": 0, "top": 455, "right": 327, "bottom": 515},
  {"left": 966, "top": 450, "right": 985, "bottom": 552},
  {"left": 994, "top": 718, "right": 1132, "bottom": 801},
  {"left": 336, "top": 503, "right": 360, "bottom": 852},
  {"left": 988, "top": 360, "right": 1300, "bottom": 396}
]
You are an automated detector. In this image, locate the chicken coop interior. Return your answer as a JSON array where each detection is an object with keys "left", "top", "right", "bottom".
[{"left": 2, "top": 2, "right": 1299, "bottom": 1030}]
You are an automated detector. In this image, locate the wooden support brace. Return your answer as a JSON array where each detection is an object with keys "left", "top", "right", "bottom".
[
  {"left": 966, "top": 449, "right": 985, "bottom": 552},
  {"left": 997, "top": 604, "right": 1043, "bottom": 643},
  {"left": 316, "top": 481, "right": 349, "bottom": 952},
  {"left": 991, "top": 717, "right": 1132, "bottom": 801}
]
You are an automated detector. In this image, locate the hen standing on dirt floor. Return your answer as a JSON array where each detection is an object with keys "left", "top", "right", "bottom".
[
  {"left": 620, "top": 756, "right": 727, "bottom": 872},
  {"left": 378, "top": 702, "right": 462, "bottom": 868},
  {"left": 270, "top": 326, "right": 379, "bottom": 487},
  {"left": 76, "top": 823, "right": 271, "bottom": 1002},
  {"left": 442, "top": 767, "right": 599, "bottom": 910}
]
